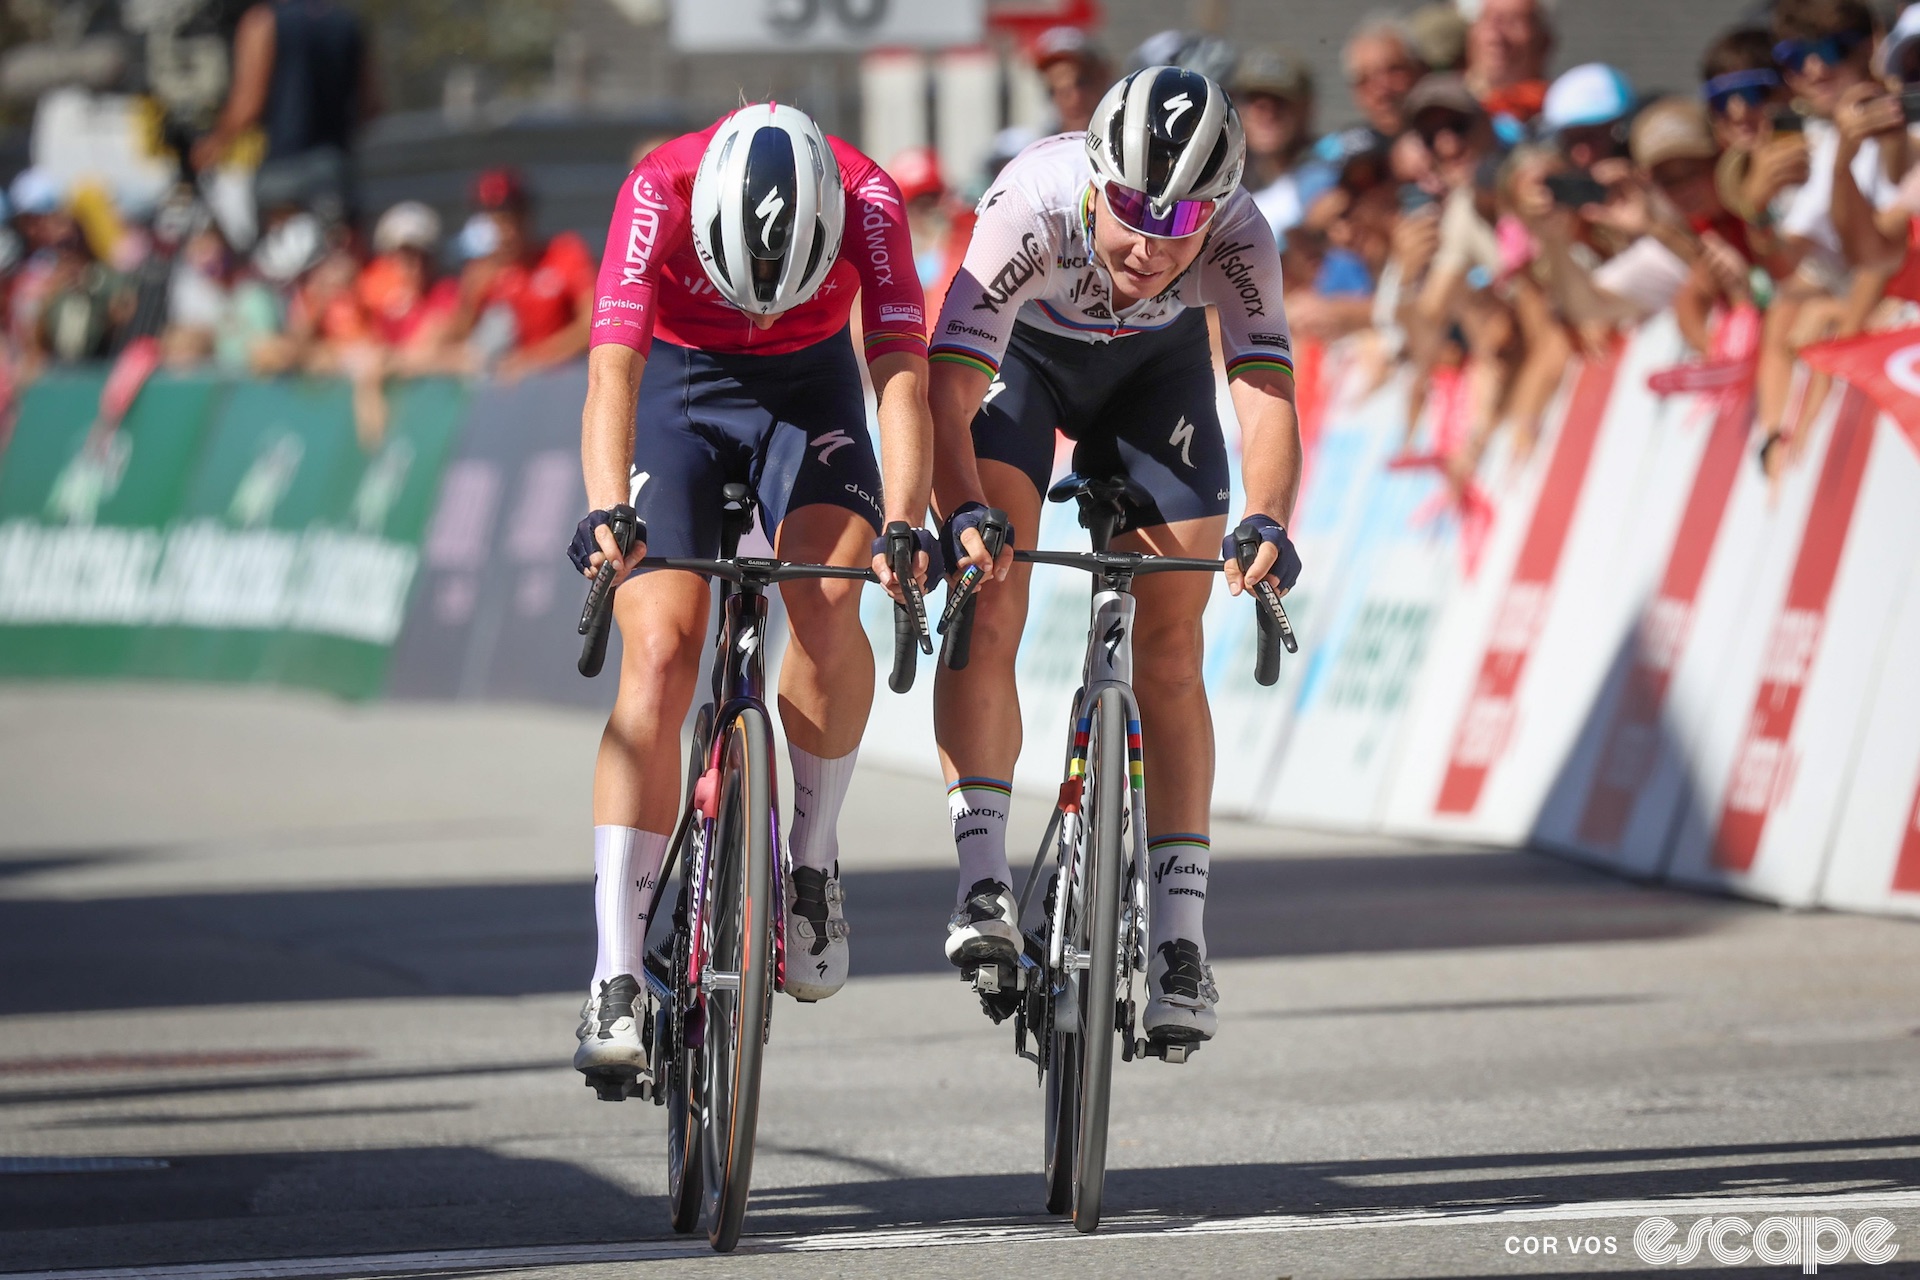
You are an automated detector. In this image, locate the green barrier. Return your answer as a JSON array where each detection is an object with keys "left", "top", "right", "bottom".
[{"left": 0, "top": 373, "right": 467, "bottom": 698}]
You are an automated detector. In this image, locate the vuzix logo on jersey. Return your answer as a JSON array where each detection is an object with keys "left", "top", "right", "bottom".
[
  {"left": 972, "top": 232, "right": 1046, "bottom": 314},
  {"left": 1248, "top": 331, "right": 1291, "bottom": 350},
  {"left": 619, "top": 176, "right": 671, "bottom": 289},
  {"left": 878, "top": 303, "right": 923, "bottom": 326},
  {"left": 1205, "top": 238, "right": 1267, "bottom": 318}
]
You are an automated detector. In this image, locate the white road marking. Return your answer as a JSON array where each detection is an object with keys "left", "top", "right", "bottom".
[{"left": 11, "top": 1189, "right": 1920, "bottom": 1279}]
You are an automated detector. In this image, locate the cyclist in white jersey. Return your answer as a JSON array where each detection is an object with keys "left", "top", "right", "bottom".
[{"left": 928, "top": 67, "right": 1304, "bottom": 1045}]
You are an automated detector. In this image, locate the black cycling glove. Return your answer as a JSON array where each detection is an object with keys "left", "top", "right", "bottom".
[
  {"left": 1224, "top": 514, "right": 1302, "bottom": 592},
  {"left": 870, "top": 527, "right": 946, "bottom": 586},
  {"left": 941, "top": 502, "right": 1014, "bottom": 577},
  {"left": 568, "top": 504, "right": 642, "bottom": 574}
]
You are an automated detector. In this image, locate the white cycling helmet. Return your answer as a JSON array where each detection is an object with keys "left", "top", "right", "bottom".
[
  {"left": 1086, "top": 66, "right": 1244, "bottom": 237},
  {"left": 690, "top": 104, "right": 845, "bottom": 317}
]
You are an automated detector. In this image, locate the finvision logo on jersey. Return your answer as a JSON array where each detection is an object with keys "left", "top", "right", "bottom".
[
  {"left": 972, "top": 233, "right": 1046, "bottom": 314},
  {"left": 1205, "top": 239, "right": 1266, "bottom": 318}
]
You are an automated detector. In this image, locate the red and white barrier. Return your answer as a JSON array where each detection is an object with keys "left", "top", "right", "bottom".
[{"left": 851, "top": 310, "right": 1920, "bottom": 918}]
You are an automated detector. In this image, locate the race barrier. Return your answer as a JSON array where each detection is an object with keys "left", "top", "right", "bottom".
[
  {"left": 6, "top": 311, "right": 1920, "bottom": 918},
  {"left": 858, "top": 312, "right": 1920, "bottom": 920},
  {"left": 0, "top": 369, "right": 465, "bottom": 698}
]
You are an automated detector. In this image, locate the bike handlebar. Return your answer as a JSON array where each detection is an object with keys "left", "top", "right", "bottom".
[
  {"left": 577, "top": 508, "right": 641, "bottom": 678},
  {"left": 938, "top": 509, "right": 1010, "bottom": 672},
  {"left": 574, "top": 551, "right": 920, "bottom": 689},
  {"left": 885, "top": 522, "right": 932, "bottom": 693}
]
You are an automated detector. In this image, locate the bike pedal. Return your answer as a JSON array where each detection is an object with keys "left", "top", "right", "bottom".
[
  {"left": 1136, "top": 1037, "right": 1198, "bottom": 1064},
  {"left": 584, "top": 1069, "right": 647, "bottom": 1101}
]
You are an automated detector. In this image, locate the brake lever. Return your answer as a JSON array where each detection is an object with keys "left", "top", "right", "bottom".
[{"left": 889, "top": 523, "right": 933, "bottom": 655}]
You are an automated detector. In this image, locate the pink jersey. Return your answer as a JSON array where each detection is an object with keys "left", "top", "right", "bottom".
[{"left": 590, "top": 121, "right": 929, "bottom": 363}]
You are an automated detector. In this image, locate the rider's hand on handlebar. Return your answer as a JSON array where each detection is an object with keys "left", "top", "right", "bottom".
[
  {"left": 1222, "top": 515, "right": 1301, "bottom": 598},
  {"left": 870, "top": 527, "right": 940, "bottom": 605},
  {"left": 943, "top": 502, "right": 1015, "bottom": 588},
  {"left": 570, "top": 505, "right": 645, "bottom": 587}
]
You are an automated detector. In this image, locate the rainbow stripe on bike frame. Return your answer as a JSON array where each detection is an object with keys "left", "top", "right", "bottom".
[{"left": 1070, "top": 716, "right": 1145, "bottom": 792}]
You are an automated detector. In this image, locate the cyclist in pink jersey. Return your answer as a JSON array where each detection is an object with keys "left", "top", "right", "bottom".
[{"left": 569, "top": 105, "right": 982, "bottom": 1089}]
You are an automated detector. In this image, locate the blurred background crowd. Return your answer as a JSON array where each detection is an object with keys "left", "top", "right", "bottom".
[{"left": 1, "top": 0, "right": 1916, "bottom": 472}]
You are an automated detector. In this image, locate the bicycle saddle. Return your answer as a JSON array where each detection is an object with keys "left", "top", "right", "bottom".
[{"left": 1046, "top": 473, "right": 1150, "bottom": 514}]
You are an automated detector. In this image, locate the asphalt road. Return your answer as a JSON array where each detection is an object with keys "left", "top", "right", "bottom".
[{"left": 3, "top": 685, "right": 1919, "bottom": 1279}]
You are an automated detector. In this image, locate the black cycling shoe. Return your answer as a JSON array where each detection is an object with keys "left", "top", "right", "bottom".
[{"left": 1143, "top": 939, "right": 1218, "bottom": 1043}]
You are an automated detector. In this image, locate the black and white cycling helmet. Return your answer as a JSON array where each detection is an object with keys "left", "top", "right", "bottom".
[
  {"left": 1086, "top": 66, "right": 1244, "bottom": 237},
  {"left": 690, "top": 104, "right": 845, "bottom": 316}
]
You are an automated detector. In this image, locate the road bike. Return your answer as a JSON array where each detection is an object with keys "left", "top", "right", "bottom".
[
  {"left": 941, "top": 474, "right": 1295, "bottom": 1234},
  {"left": 575, "top": 482, "right": 928, "bottom": 1252}
]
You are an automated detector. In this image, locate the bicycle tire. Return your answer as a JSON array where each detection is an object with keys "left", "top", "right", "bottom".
[
  {"left": 698, "top": 706, "right": 777, "bottom": 1253},
  {"left": 1072, "top": 686, "right": 1127, "bottom": 1233},
  {"left": 664, "top": 707, "right": 713, "bottom": 1236}
]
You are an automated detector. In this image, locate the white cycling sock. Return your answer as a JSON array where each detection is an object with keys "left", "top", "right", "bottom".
[
  {"left": 1148, "top": 833, "right": 1210, "bottom": 959},
  {"left": 949, "top": 777, "right": 1014, "bottom": 903},
  {"left": 787, "top": 743, "right": 857, "bottom": 873},
  {"left": 592, "top": 825, "right": 670, "bottom": 987}
]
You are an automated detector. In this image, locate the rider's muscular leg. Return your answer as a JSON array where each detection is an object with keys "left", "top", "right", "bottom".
[
  {"left": 934, "top": 462, "right": 1043, "bottom": 894},
  {"left": 1119, "top": 517, "right": 1224, "bottom": 952},
  {"left": 596, "top": 571, "right": 711, "bottom": 830},
  {"left": 591, "top": 571, "right": 709, "bottom": 986},
  {"left": 775, "top": 504, "right": 874, "bottom": 871}
]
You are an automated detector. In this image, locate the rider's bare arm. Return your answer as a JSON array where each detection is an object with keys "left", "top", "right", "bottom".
[
  {"left": 1224, "top": 367, "right": 1302, "bottom": 596},
  {"left": 580, "top": 343, "right": 646, "bottom": 579},
  {"left": 869, "top": 350, "right": 936, "bottom": 595}
]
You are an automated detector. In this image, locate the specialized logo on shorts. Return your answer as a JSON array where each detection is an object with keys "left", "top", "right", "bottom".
[
  {"left": 982, "top": 378, "right": 1008, "bottom": 406},
  {"left": 811, "top": 430, "right": 855, "bottom": 464},
  {"left": 1169, "top": 415, "right": 1195, "bottom": 468},
  {"left": 629, "top": 468, "right": 650, "bottom": 505}
]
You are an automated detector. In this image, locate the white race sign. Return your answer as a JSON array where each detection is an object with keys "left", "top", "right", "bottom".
[{"left": 670, "top": 0, "right": 983, "bottom": 50}]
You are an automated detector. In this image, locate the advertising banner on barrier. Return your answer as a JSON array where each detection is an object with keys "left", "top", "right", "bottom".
[
  {"left": 386, "top": 369, "right": 621, "bottom": 709},
  {"left": 1820, "top": 547, "right": 1920, "bottom": 917},
  {"left": 1660, "top": 389, "right": 1905, "bottom": 904},
  {"left": 0, "top": 374, "right": 463, "bottom": 698}
]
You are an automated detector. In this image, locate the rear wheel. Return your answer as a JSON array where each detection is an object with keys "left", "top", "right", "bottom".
[{"left": 697, "top": 707, "right": 777, "bottom": 1253}]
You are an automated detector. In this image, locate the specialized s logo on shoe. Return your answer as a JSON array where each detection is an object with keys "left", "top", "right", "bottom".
[
  {"left": 811, "top": 430, "right": 855, "bottom": 464},
  {"left": 1168, "top": 415, "right": 1195, "bottom": 468}
]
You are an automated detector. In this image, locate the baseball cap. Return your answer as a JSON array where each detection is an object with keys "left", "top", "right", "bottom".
[
  {"left": 1404, "top": 73, "right": 1483, "bottom": 119},
  {"left": 887, "top": 147, "right": 945, "bottom": 203},
  {"left": 1234, "top": 45, "right": 1313, "bottom": 103},
  {"left": 1630, "top": 97, "right": 1717, "bottom": 170},
  {"left": 373, "top": 200, "right": 443, "bottom": 254},
  {"left": 1542, "top": 64, "right": 1635, "bottom": 130}
]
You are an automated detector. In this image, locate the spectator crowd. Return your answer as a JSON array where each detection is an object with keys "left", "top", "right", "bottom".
[{"left": 7, "top": 0, "right": 1920, "bottom": 474}]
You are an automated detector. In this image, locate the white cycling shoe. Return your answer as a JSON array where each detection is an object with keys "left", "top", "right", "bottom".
[
  {"left": 785, "top": 865, "right": 850, "bottom": 1001},
  {"left": 945, "top": 877, "right": 1020, "bottom": 967},
  {"left": 574, "top": 974, "right": 650, "bottom": 1090},
  {"left": 1142, "top": 939, "right": 1219, "bottom": 1044}
]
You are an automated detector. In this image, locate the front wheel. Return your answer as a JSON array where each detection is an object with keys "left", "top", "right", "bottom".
[
  {"left": 697, "top": 707, "right": 777, "bottom": 1253},
  {"left": 1043, "top": 687, "right": 1126, "bottom": 1232}
]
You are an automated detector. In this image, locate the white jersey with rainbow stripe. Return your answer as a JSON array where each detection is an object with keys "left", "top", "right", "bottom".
[{"left": 930, "top": 132, "right": 1294, "bottom": 384}]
